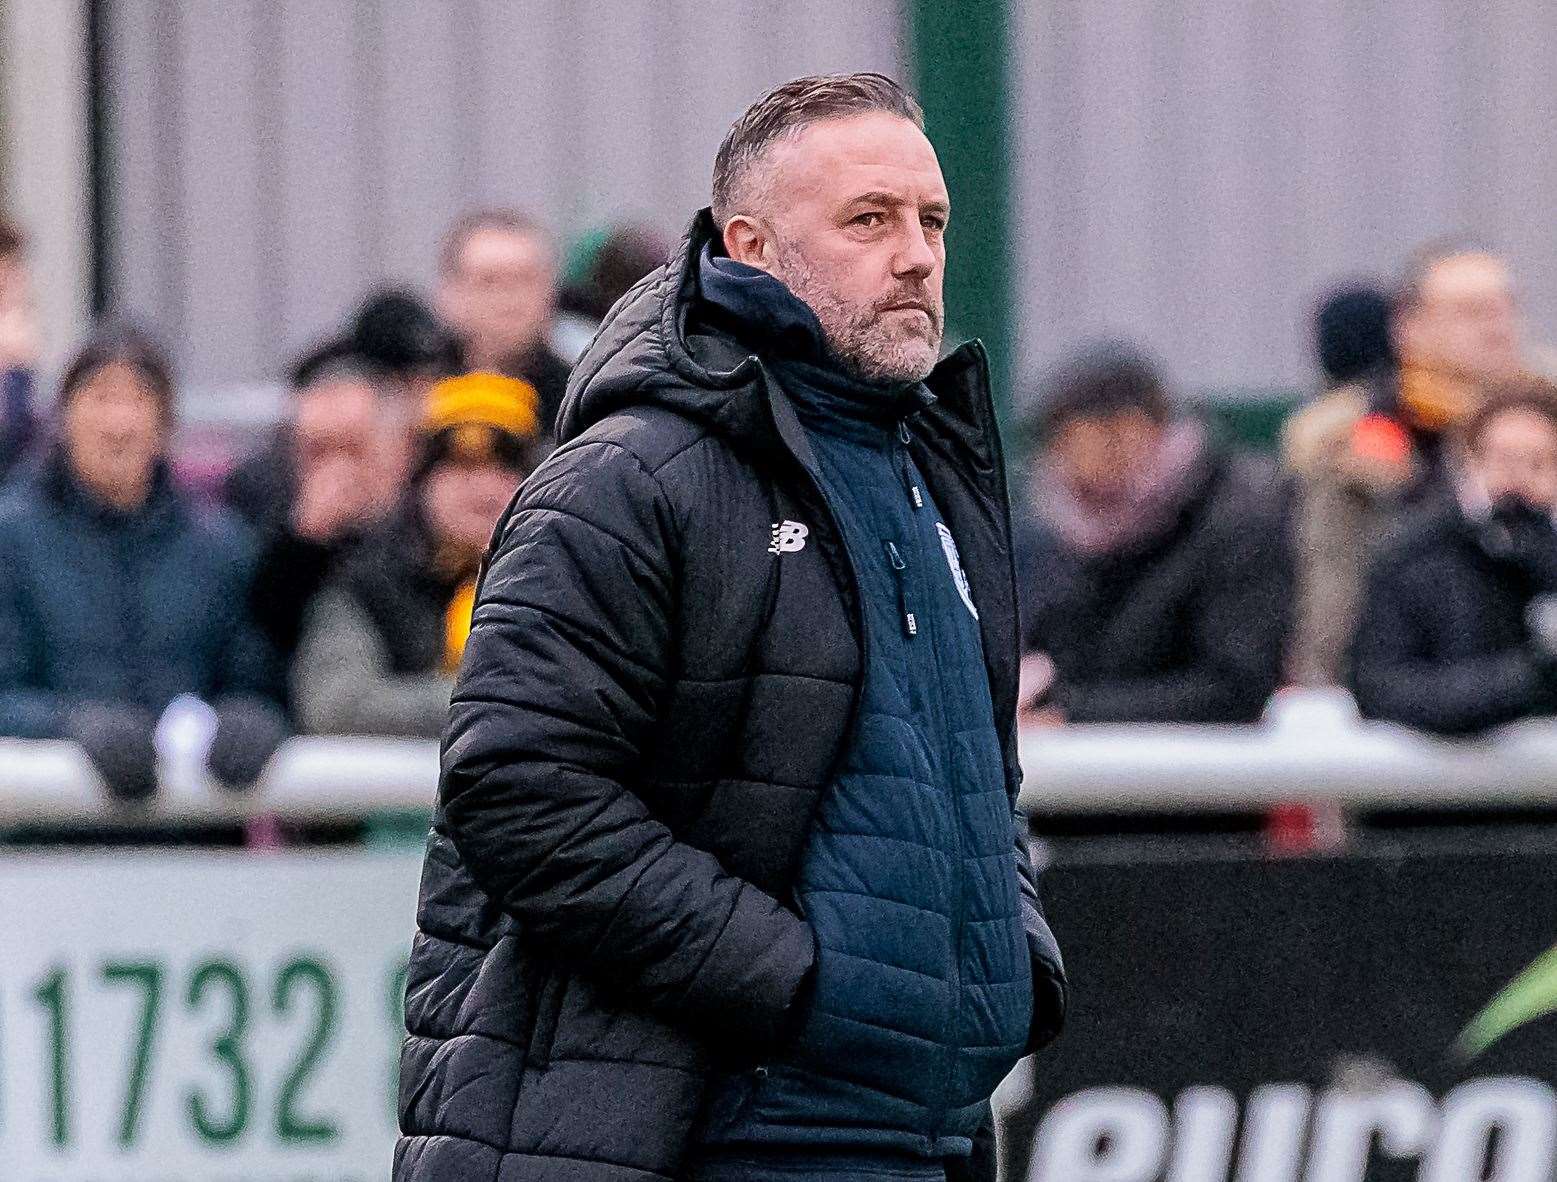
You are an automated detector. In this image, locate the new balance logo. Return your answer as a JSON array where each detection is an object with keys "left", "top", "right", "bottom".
[{"left": 769, "top": 520, "right": 809, "bottom": 554}]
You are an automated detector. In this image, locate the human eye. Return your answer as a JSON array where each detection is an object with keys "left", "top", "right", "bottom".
[{"left": 852, "top": 210, "right": 887, "bottom": 228}]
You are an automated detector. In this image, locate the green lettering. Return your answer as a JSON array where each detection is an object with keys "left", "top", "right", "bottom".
[
  {"left": 32, "top": 965, "right": 69, "bottom": 1147},
  {"left": 273, "top": 957, "right": 339, "bottom": 1143},
  {"left": 186, "top": 959, "right": 252, "bottom": 1144},
  {"left": 101, "top": 961, "right": 164, "bottom": 1147}
]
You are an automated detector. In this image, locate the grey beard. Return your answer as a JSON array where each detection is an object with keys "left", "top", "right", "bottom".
[{"left": 769, "top": 245, "right": 943, "bottom": 385}]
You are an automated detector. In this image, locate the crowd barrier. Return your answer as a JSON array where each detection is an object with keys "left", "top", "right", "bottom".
[
  {"left": 4, "top": 690, "right": 1557, "bottom": 823},
  {"left": 7, "top": 692, "right": 1557, "bottom": 1180}
]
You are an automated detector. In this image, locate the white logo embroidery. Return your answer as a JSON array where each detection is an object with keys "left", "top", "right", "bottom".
[
  {"left": 936, "top": 521, "right": 979, "bottom": 619},
  {"left": 769, "top": 520, "right": 809, "bottom": 554}
]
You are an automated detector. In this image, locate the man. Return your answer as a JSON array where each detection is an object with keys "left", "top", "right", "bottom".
[
  {"left": 1284, "top": 244, "right": 1532, "bottom": 685},
  {"left": 0, "top": 324, "right": 284, "bottom": 799},
  {"left": 226, "top": 341, "right": 412, "bottom": 670},
  {"left": 293, "top": 371, "right": 539, "bottom": 738},
  {"left": 1016, "top": 342, "right": 1289, "bottom": 724},
  {"left": 0, "top": 216, "right": 39, "bottom": 477},
  {"left": 436, "top": 208, "right": 572, "bottom": 434},
  {"left": 1352, "top": 379, "right": 1557, "bottom": 734},
  {"left": 397, "top": 74, "right": 1065, "bottom": 1182}
]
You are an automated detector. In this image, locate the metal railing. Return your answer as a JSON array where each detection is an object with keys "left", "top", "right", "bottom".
[{"left": 3, "top": 691, "right": 1556, "bottom": 824}]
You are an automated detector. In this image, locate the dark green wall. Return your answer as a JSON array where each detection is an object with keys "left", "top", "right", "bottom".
[{"left": 910, "top": 0, "right": 1013, "bottom": 409}]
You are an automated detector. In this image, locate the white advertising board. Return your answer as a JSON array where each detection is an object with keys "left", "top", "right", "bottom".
[{"left": 0, "top": 849, "right": 423, "bottom": 1180}]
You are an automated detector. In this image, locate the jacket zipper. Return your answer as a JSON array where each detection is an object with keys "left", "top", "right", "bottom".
[
  {"left": 897, "top": 421, "right": 966, "bottom": 1147},
  {"left": 887, "top": 416, "right": 925, "bottom": 641},
  {"left": 896, "top": 418, "right": 925, "bottom": 510},
  {"left": 883, "top": 541, "right": 916, "bottom": 638}
]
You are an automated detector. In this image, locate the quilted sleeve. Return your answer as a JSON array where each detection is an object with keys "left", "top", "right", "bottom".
[{"left": 440, "top": 437, "right": 815, "bottom": 1053}]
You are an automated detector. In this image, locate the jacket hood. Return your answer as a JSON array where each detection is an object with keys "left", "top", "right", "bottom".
[
  {"left": 555, "top": 209, "right": 1004, "bottom": 478},
  {"left": 554, "top": 209, "right": 769, "bottom": 449}
]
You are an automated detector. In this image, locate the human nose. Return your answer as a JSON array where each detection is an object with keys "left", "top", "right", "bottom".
[{"left": 893, "top": 220, "right": 937, "bottom": 280}]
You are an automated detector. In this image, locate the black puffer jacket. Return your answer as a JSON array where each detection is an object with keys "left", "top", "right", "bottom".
[
  {"left": 1016, "top": 444, "right": 1291, "bottom": 723},
  {"left": 1350, "top": 497, "right": 1557, "bottom": 734},
  {"left": 396, "top": 211, "right": 1065, "bottom": 1182}
]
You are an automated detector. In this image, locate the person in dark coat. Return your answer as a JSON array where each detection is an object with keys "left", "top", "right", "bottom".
[
  {"left": 1351, "top": 378, "right": 1557, "bottom": 734},
  {"left": 396, "top": 74, "right": 1065, "bottom": 1182},
  {"left": 292, "top": 371, "right": 540, "bottom": 737},
  {"left": 436, "top": 208, "right": 573, "bottom": 435},
  {"left": 0, "top": 324, "right": 286, "bottom": 799},
  {"left": 1015, "top": 342, "right": 1290, "bottom": 724},
  {"left": 225, "top": 341, "right": 413, "bottom": 680}
]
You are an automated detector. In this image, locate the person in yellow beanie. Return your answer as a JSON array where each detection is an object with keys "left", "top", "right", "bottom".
[{"left": 290, "top": 371, "right": 540, "bottom": 737}]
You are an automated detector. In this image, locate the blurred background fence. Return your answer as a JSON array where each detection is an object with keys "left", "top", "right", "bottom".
[
  {"left": 13, "top": 692, "right": 1557, "bottom": 824},
  {"left": 12, "top": 3, "right": 1557, "bottom": 403}
]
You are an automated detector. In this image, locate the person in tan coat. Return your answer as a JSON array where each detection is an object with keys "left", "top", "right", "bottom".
[{"left": 1284, "top": 244, "right": 1535, "bottom": 684}]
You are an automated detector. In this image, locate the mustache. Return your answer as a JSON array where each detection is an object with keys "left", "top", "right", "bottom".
[{"left": 874, "top": 292, "right": 942, "bottom": 328}]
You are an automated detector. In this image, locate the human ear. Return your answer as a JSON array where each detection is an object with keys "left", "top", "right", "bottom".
[{"left": 722, "top": 215, "right": 774, "bottom": 272}]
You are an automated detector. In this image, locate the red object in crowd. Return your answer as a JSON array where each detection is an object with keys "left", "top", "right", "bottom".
[
  {"left": 1350, "top": 412, "right": 1413, "bottom": 468},
  {"left": 243, "top": 813, "right": 287, "bottom": 850},
  {"left": 1265, "top": 801, "right": 1347, "bottom": 856}
]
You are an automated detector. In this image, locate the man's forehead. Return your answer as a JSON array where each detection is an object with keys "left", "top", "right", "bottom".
[
  {"left": 297, "top": 383, "right": 379, "bottom": 432},
  {"left": 301, "top": 376, "right": 379, "bottom": 408},
  {"left": 773, "top": 113, "right": 948, "bottom": 206},
  {"left": 461, "top": 227, "right": 552, "bottom": 268},
  {"left": 1485, "top": 407, "right": 1557, "bottom": 436},
  {"left": 1424, "top": 254, "right": 1514, "bottom": 302}
]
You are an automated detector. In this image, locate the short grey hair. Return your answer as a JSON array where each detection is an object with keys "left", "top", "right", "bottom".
[
  {"left": 1394, "top": 237, "right": 1506, "bottom": 315},
  {"left": 438, "top": 207, "right": 553, "bottom": 277},
  {"left": 711, "top": 72, "right": 924, "bottom": 226}
]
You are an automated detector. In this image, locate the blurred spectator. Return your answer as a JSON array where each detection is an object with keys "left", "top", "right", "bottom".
[
  {"left": 225, "top": 339, "right": 405, "bottom": 530},
  {"left": 436, "top": 209, "right": 571, "bottom": 435},
  {"left": 0, "top": 216, "right": 40, "bottom": 477},
  {"left": 227, "top": 341, "right": 413, "bottom": 675},
  {"left": 292, "top": 371, "right": 539, "bottom": 737},
  {"left": 0, "top": 324, "right": 285, "bottom": 799},
  {"left": 1314, "top": 283, "right": 1394, "bottom": 388},
  {"left": 552, "top": 223, "right": 672, "bottom": 360},
  {"left": 1352, "top": 379, "right": 1557, "bottom": 734},
  {"left": 1284, "top": 243, "right": 1532, "bottom": 685},
  {"left": 1015, "top": 342, "right": 1289, "bottom": 724}
]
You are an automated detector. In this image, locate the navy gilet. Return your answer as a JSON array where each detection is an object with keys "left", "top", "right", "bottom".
[{"left": 690, "top": 248, "right": 1031, "bottom": 1173}]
